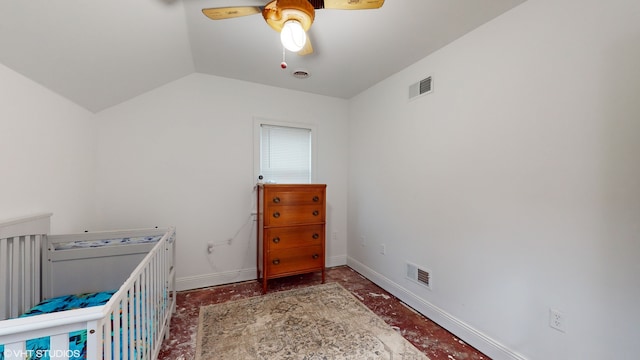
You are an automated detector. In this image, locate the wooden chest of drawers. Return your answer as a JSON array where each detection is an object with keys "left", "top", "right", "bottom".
[{"left": 257, "top": 184, "right": 326, "bottom": 294}]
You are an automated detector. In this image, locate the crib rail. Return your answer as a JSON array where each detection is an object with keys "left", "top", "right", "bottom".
[
  {"left": 0, "top": 306, "right": 103, "bottom": 359},
  {"left": 89, "top": 227, "right": 176, "bottom": 360},
  {"left": 0, "top": 214, "right": 51, "bottom": 321}
]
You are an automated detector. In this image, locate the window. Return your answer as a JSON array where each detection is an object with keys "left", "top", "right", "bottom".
[{"left": 254, "top": 119, "right": 316, "bottom": 184}]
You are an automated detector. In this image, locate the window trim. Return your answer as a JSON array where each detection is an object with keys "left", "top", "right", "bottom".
[{"left": 253, "top": 117, "right": 318, "bottom": 184}]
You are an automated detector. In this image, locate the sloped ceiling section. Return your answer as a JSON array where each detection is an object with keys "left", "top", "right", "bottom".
[
  {"left": 0, "top": 0, "right": 194, "bottom": 113},
  {"left": 185, "top": 0, "right": 525, "bottom": 100},
  {"left": 0, "top": 0, "right": 525, "bottom": 113}
]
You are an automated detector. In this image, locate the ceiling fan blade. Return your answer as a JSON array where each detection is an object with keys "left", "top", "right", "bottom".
[
  {"left": 202, "top": 6, "right": 262, "bottom": 20},
  {"left": 298, "top": 34, "right": 314, "bottom": 56},
  {"left": 322, "top": 0, "right": 385, "bottom": 10}
]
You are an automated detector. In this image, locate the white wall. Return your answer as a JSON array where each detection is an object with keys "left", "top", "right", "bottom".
[
  {"left": 93, "top": 73, "right": 349, "bottom": 290},
  {"left": 4, "top": 0, "right": 638, "bottom": 357},
  {"left": 347, "top": 0, "right": 640, "bottom": 359},
  {"left": 0, "top": 63, "right": 96, "bottom": 232}
]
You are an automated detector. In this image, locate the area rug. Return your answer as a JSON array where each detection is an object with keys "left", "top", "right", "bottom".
[{"left": 195, "top": 282, "right": 429, "bottom": 359}]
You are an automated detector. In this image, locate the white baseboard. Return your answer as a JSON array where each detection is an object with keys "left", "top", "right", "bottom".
[
  {"left": 347, "top": 256, "right": 527, "bottom": 360},
  {"left": 177, "top": 254, "right": 348, "bottom": 292},
  {"left": 326, "top": 254, "right": 348, "bottom": 268},
  {"left": 176, "top": 268, "right": 256, "bottom": 291}
]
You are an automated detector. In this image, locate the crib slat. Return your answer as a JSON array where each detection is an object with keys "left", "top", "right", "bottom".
[
  {"left": 86, "top": 320, "right": 101, "bottom": 360},
  {"left": 158, "top": 246, "right": 163, "bottom": 344},
  {"left": 143, "top": 268, "right": 150, "bottom": 359},
  {"left": 105, "top": 308, "right": 113, "bottom": 360},
  {"left": 4, "top": 341, "right": 26, "bottom": 359},
  {"left": 140, "top": 270, "right": 146, "bottom": 359},
  {"left": 148, "top": 260, "right": 154, "bottom": 351},
  {"left": 50, "top": 333, "right": 70, "bottom": 359},
  {"left": 151, "top": 258, "right": 156, "bottom": 357},
  {"left": 23, "top": 235, "right": 32, "bottom": 313},
  {"left": 127, "top": 288, "right": 133, "bottom": 360},
  {"left": 0, "top": 237, "right": 8, "bottom": 320},
  {"left": 151, "top": 253, "right": 158, "bottom": 347},
  {"left": 152, "top": 242, "right": 158, "bottom": 347},
  {"left": 158, "top": 251, "right": 162, "bottom": 344},
  {"left": 33, "top": 234, "right": 42, "bottom": 307},
  {"left": 135, "top": 278, "right": 142, "bottom": 360},
  {"left": 147, "top": 266, "right": 153, "bottom": 359},
  {"left": 159, "top": 246, "right": 165, "bottom": 341},
  {"left": 121, "top": 290, "right": 129, "bottom": 360},
  {"left": 146, "top": 261, "right": 151, "bottom": 353},
  {"left": 112, "top": 302, "right": 121, "bottom": 360},
  {"left": 11, "top": 237, "right": 20, "bottom": 318}
]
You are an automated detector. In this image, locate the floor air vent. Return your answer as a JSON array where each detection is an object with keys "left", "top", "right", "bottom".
[
  {"left": 409, "top": 76, "right": 433, "bottom": 100},
  {"left": 406, "top": 262, "right": 432, "bottom": 289}
]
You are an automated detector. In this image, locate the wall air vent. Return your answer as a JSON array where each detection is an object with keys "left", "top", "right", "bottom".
[
  {"left": 406, "top": 262, "right": 432, "bottom": 289},
  {"left": 409, "top": 76, "right": 433, "bottom": 100}
]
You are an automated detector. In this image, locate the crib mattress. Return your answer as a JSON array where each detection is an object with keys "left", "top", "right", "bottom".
[
  {"left": 54, "top": 234, "right": 163, "bottom": 250},
  {"left": 21, "top": 291, "right": 116, "bottom": 317}
]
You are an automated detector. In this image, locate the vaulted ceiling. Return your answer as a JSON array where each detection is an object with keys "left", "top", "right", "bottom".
[{"left": 0, "top": 0, "right": 525, "bottom": 113}]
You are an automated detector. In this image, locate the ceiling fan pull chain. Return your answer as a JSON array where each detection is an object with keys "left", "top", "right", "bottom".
[{"left": 281, "top": 46, "right": 288, "bottom": 69}]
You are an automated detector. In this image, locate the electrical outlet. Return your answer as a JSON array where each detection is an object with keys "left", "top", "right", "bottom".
[
  {"left": 379, "top": 244, "right": 386, "bottom": 255},
  {"left": 549, "top": 308, "right": 565, "bottom": 332},
  {"left": 360, "top": 236, "right": 366, "bottom": 247},
  {"left": 332, "top": 232, "right": 337, "bottom": 241}
]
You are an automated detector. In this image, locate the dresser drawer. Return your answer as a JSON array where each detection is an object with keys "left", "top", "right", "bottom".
[
  {"left": 264, "top": 205, "right": 325, "bottom": 226},
  {"left": 265, "top": 225, "right": 324, "bottom": 250},
  {"left": 267, "top": 245, "right": 323, "bottom": 277},
  {"left": 264, "top": 186, "right": 325, "bottom": 207}
]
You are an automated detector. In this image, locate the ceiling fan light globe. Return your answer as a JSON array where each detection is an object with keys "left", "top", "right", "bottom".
[{"left": 280, "top": 20, "right": 306, "bottom": 52}]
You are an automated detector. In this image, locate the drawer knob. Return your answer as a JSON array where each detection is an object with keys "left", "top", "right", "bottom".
[
  {"left": 312, "top": 233, "right": 319, "bottom": 239},
  {"left": 312, "top": 210, "right": 319, "bottom": 216},
  {"left": 273, "top": 212, "right": 280, "bottom": 218},
  {"left": 273, "top": 197, "right": 280, "bottom": 203},
  {"left": 312, "top": 196, "right": 320, "bottom": 202},
  {"left": 272, "top": 237, "right": 280, "bottom": 244},
  {"left": 272, "top": 259, "right": 280, "bottom": 265},
  {"left": 312, "top": 254, "right": 319, "bottom": 259}
]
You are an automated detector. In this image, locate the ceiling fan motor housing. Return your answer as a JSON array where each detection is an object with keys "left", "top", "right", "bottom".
[{"left": 263, "top": 0, "right": 316, "bottom": 32}]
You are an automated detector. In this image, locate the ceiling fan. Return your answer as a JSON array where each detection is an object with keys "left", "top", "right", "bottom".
[{"left": 202, "top": 0, "right": 385, "bottom": 55}]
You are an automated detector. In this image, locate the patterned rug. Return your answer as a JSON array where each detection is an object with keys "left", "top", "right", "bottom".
[{"left": 195, "top": 282, "right": 429, "bottom": 359}]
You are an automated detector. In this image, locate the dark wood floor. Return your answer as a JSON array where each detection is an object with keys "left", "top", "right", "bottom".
[{"left": 158, "top": 266, "right": 489, "bottom": 360}]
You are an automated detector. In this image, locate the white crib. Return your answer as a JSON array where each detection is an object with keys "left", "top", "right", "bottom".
[{"left": 0, "top": 213, "right": 176, "bottom": 360}]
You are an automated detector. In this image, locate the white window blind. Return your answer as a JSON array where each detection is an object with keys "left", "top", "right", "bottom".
[{"left": 260, "top": 124, "right": 312, "bottom": 184}]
